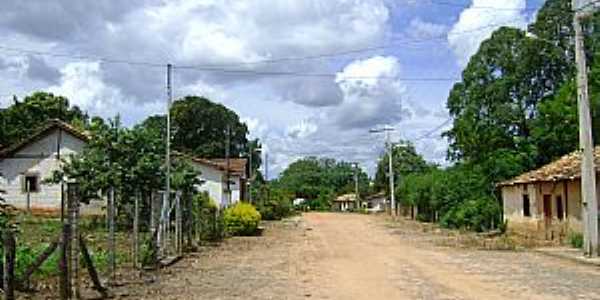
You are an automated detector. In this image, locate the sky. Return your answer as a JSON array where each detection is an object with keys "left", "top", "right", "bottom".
[{"left": 0, "top": 0, "right": 546, "bottom": 177}]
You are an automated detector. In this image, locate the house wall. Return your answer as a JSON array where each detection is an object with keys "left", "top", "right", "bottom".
[
  {"left": 192, "top": 163, "right": 243, "bottom": 208},
  {"left": 0, "top": 130, "right": 103, "bottom": 216},
  {"left": 502, "top": 180, "right": 584, "bottom": 240}
]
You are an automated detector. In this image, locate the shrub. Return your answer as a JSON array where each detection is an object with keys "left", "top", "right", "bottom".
[
  {"left": 223, "top": 202, "right": 261, "bottom": 236},
  {"left": 193, "top": 192, "right": 224, "bottom": 242},
  {"left": 568, "top": 232, "right": 584, "bottom": 249},
  {"left": 257, "top": 188, "right": 294, "bottom": 220}
]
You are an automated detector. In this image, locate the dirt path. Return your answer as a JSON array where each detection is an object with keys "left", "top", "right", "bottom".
[{"left": 114, "top": 213, "right": 600, "bottom": 300}]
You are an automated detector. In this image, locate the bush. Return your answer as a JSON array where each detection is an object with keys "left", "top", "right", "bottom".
[
  {"left": 257, "top": 187, "right": 294, "bottom": 220},
  {"left": 568, "top": 232, "right": 584, "bottom": 249},
  {"left": 15, "top": 243, "right": 60, "bottom": 278},
  {"left": 223, "top": 202, "right": 261, "bottom": 236},
  {"left": 193, "top": 192, "right": 224, "bottom": 242}
]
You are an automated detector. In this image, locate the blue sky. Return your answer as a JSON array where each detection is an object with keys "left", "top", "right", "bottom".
[{"left": 0, "top": 0, "right": 547, "bottom": 176}]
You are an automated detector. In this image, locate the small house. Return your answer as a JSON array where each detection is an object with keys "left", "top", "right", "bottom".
[
  {"left": 0, "top": 120, "right": 103, "bottom": 216},
  {"left": 497, "top": 148, "right": 600, "bottom": 240},
  {"left": 362, "top": 192, "right": 386, "bottom": 213},
  {"left": 333, "top": 193, "right": 358, "bottom": 212},
  {"left": 188, "top": 157, "right": 247, "bottom": 208}
]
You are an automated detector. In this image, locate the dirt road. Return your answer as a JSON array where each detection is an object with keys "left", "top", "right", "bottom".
[{"left": 119, "top": 213, "right": 600, "bottom": 299}]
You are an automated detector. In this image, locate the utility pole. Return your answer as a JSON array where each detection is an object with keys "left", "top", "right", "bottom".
[
  {"left": 369, "top": 127, "right": 396, "bottom": 217},
  {"left": 248, "top": 145, "right": 253, "bottom": 204},
  {"left": 573, "top": 0, "right": 599, "bottom": 257},
  {"left": 387, "top": 130, "right": 396, "bottom": 217},
  {"left": 159, "top": 63, "right": 173, "bottom": 256},
  {"left": 353, "top": 163, "right": 360, "bottom": 210},
  {"left": 225, "top": 125, "right": 231, "bottom": 207}
]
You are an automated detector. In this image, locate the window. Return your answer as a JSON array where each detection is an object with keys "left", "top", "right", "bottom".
[
  {"left": 523, "top": 194, "right": 531, "bottom": 217},
  {"left": 556, "top": 196, "right": 564, "bottom": 221},
  {"left": 22, "top": 174, "right": 39, "bottom": 193}
]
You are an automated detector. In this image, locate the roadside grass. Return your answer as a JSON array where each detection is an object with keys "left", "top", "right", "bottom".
[
  {"left": 15, "top": 214, "right": 133, "bottom": 282},
  {"left": 382, "top": 215, "right": 552, "bottom": 251}
]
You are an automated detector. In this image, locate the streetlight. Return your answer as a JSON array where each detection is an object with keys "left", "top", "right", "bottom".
[{"left": 370, "top": 127, "right": 396, "bottom": 217}]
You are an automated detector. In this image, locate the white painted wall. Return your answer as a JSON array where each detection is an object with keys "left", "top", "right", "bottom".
[
  {"left": 191, "top": 162, "right": 243, "bottom": 208},
  {"left": 0, "top": 129, "right": 103, "bottom": 215}
]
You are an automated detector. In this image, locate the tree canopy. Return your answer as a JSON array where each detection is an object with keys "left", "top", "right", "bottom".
[
  {"left": 0, "top": 92, "right": 88, "bottom": 146},
  {"left": 373, "top": 141, "right": 431, "bottom": 194}
]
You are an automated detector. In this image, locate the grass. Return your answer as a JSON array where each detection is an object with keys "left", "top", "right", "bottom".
[{"left": 13, "top": 213, "right": 133, "bottom": 280}]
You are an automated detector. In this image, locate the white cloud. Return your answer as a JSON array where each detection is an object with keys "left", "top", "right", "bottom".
[
  {"left": 286, "top": 119, "right": 318, "bottom": 139},
  {"left": 448, "top": 0, "right": 527, "bottom": 67},
  {"left": 407, "top": 18, "right": 448, "bottom": 39},
  {"left": 333, "top": 56, "right": 407, "bottom": 129}
]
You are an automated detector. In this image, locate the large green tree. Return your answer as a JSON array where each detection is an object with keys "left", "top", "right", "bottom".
[
  {"left": 276, "top": 157, "right": 369, "bottom": 202},
  {"left": 374, "top": 141, "right": 430, "bottom": 194},
  {"left": 0, "top": 92, "right": 88, "bottom": 146},
  {"left": 141, "top": 96, "right": 261, "bottom": 172}
]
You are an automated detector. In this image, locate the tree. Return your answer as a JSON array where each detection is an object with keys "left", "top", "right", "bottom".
[
  {"left": 141, "top": 96, "right": 251, "bottom": 158},
  {"left": 276, "top": 157, "right": 369, "bottom": 206},
  {"left": 0, "top": 92, "right": 88, "bottom": 146},
  {"left": 374, "top": 141, "right": 430, "bottom": 194}
]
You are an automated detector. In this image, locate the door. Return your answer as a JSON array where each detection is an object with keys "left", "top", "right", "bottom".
[{"left": 543, "top": 195, "right": 552, "bottom": 226}]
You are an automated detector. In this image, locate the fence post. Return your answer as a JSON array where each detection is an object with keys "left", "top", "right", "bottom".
[
  {"left": 3, "top": 230, "right": 16, "bottom": 300},
  {"left": 59, "top": 224, "right": 71, "bottom": 300},
  {"left": 67, "top": 183, "right": 80, "bottom": 298},
  {"left": 175, "top": 191, "right": 182, "bottom": 255},
  {"left": 133, "top": 191, "right": 140, "bottom": 269},
  {"left": 107, "top": 187, "right": 116, "bottom": 285}
]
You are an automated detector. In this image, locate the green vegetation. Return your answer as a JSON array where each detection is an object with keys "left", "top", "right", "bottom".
[
  {"left": 274, "top": 157, "right": 369, "bottom": 210},
  {"left": 568, "top": 232, "right": 584, "bottom": 249},
  {"left": 391, "top": 0, "right": 600, "bottom": 232},
  {"left": 223, "top": 202, "right": 261, "bottom": 236},
  {"left": 256, "top": 186, "right": 295, "bottom": 220}
]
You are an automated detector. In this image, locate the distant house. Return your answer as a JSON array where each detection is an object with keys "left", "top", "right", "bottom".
[
  {"left": 188, "top": 157, "right": 247, "bottom": 208},
  {"left": 362, "top": 192, "right": 386, "bottom": 213},
  {"left": 0, "top": 120, "right": 103, "bottom": 216},
  {"left": 497, "top": 148, "right": 599, "bottom": 240},
  {"left": 333, "top": 194, "right": 358, "bottom": 212}
]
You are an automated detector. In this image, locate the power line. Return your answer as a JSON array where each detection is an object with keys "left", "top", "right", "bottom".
[
  {"left": 0, "top": 45, "right": 166, "bottom": 68},
  {"left": 427, "top": 0, "right": 551, "bottom": 12},
  {"left": 413, "top": 117, "right": 453, "bottom": 141}
]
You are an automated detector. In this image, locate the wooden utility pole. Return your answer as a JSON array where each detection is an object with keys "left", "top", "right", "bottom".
[
  {"left": 353, "top": 163, "right": 360, "bottom": 209},
  {"left": 574, "top": 0, "right": 599, "bottom": 257},
  {"left": 225, "top": 125, "right": 231, "bottom": 207}
]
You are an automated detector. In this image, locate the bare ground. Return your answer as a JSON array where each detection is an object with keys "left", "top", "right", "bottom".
[{"left": 91, "top": 213, "right": 600, "bottom": 299}]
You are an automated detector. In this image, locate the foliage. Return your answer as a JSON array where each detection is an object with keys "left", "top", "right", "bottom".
[
  {"left": 223, "top": 202, "right": 261, "bottom": 236},
  {"left": 256, "top": 186, "right": 294, "bottom": 220},
  {"left": 15, "top": 243, "right": 60, "bottom": 278},
  {"left": 191, "top": 192, "right": 225, "bottom": 242},
  {"left": 374, "top": 141, "right": 431, "bottom": 194},
  {"left": 0, "top": 92, "right": 88, "bottom": 146},
  {"left": 140, "top": 96, "right": 261, "bottom": 173},
  {"left": 568, "top": 231, "right": 584, "bottom": 249},
  {"left": 276, "top": 157, "right": 369, "bottom": 204},
  {"left": 398, "top": 162, "right": 502, "bottom": 232}
]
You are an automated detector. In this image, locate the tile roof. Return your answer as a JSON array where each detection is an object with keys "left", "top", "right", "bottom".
[
  {"left": 0, "top": 119, "right": 89, "bottom": 159},
  {"left": 498, "top": 147, "right": 600, "bottom": 187},
  {"left": 335, "top": 193, "right": 358, "bottom": 202}
]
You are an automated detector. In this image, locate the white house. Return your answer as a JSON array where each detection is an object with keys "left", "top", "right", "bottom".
[
  {"left": 0, "top": 119, "right": 104, "bottom": 216},
  {"left": 188, "top": 157, "right": 247, "bottom": 208}
]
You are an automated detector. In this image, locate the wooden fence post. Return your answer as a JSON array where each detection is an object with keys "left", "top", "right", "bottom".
[
  {"left": 133, "top": 191, "right": 140, "bottom": 269},
  {"left": 175, "top": 191, "right": 182, "bottom": 256},
  {"left": 108, "top": 187, "right": 116, "bottom": 285},
  {"left": 3, "top": 231, "right": 16, "bottom": 300},
  {"left": 68, "top": 183, "right": 80, "bottom": 298},
  {"left": 59, "top": 224, "right": 71, "bottom": 300}
]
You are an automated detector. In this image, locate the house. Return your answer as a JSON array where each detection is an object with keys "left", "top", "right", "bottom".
[
  {"left": 497, "top": 148, "right": 600, "bottom": 240},
  {"left": 333, "top": 193, "right": 358, "bottom": 212},
  {"left": 188, "top": 157, "right": 247, "bottom": 208},
  {"left": 0, "top": 119, "right": 104, "bottom": 216},
  {"left": 362, "top": 192, "right": 386, "bottom": 213}
]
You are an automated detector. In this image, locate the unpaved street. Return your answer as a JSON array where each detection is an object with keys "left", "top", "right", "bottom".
[{"left": 121, "top": 213, "right": 600, "bottom": 299}]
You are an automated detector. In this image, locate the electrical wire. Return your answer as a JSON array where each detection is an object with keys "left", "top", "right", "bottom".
[{"left": 427, "top": 0, "right": 545, "bottom": 12}]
